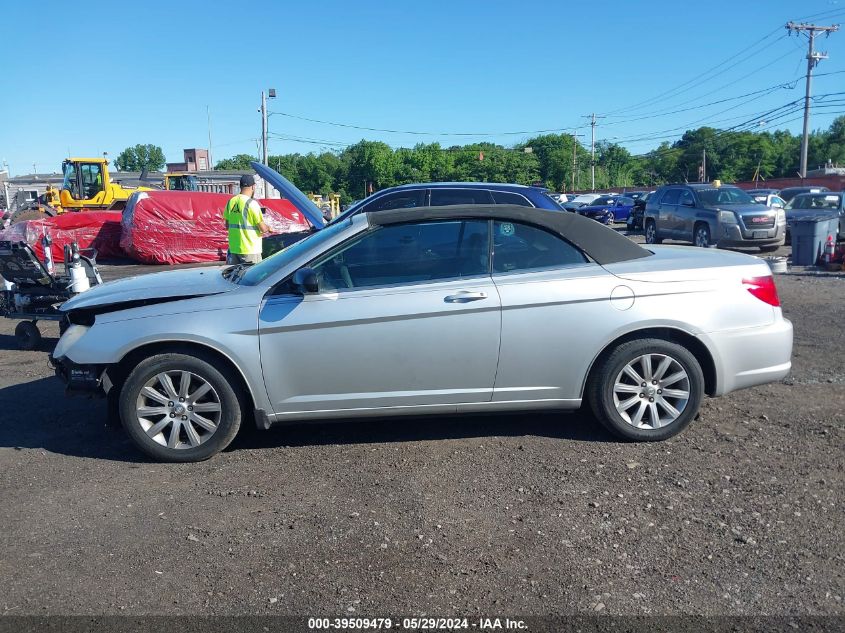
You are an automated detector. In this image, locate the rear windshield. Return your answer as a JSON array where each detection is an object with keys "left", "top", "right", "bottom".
[{"left": 695, "top": 187, "right": 753, "bottom": 206}]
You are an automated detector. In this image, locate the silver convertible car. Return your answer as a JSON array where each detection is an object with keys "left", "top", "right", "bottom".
[{"left": 52, "top": 190, "right": 792, "bottom": 462}]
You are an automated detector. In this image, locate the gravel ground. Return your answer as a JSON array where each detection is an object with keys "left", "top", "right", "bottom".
[{"left": 0, "top": 244, "right": 843, "bottom": 619}]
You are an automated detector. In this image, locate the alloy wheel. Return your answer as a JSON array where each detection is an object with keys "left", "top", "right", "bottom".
[
  {"left": 612, "top": 354, "right": 690, "bottom": 429},
  {"left": 135, "top": 371, "right": 222, "bottom": 449}
]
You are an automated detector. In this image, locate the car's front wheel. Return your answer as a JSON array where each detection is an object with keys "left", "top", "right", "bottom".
[
  {"left": 693, "top": 223, "right": 712, "bottom": 248},
  {"left": 119, "top": 352, "right": 243, "bottom": 462},
  {"left": 587, "top": 338, "right": 704, "bottom": 441}
]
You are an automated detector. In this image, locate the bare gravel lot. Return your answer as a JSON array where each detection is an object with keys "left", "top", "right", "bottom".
[{"left": 0, "top": 254, "right": 843, "bottom": 621}]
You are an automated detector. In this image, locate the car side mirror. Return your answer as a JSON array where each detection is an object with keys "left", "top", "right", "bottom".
[{"left": 292, "top": 267, "right": 319, "bottom": 294}]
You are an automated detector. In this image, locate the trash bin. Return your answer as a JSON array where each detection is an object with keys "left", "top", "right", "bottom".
[{"left": 789, "top": 213, "right": 840, "bottom": 266}]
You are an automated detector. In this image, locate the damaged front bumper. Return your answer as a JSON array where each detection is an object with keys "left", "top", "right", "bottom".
[{"left": 50, "top": 355, "right": 110, "bottom": 397}]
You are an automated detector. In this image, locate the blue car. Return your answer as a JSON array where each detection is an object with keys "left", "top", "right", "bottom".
[{"left": 576, "top": 195, "right": 635, "bottom": 225}]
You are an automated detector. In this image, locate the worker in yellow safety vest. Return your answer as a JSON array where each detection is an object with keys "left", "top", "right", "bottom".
[{"left": 223, "top": 174, "right": 270, "bottom": 264}]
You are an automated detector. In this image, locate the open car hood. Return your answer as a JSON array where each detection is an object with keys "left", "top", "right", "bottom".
[
  {"left": 251, "top": 161, "right": 326, "bottom": 230},
  {"left": 60, "top": 267, "right": 235, "bottom": 313}
]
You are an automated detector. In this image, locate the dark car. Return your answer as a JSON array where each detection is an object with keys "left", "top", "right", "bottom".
[
  {"left": 576, "top": 195, "right": 635, "bottom": 225},
  {"left": 784, "top": 192, "right": 844, "bottom": 240},
  {"left": 643, "top": 183, "right": 786, "bottom": 251},
  {"left": 258, "top": 174, "right": 564, "bottom": 257},
  {"left": 333, "top": 182, "right": 562, "bottom": 223},
  {"left": 779, "top": 186, "right": 830, "bottom": 203}
]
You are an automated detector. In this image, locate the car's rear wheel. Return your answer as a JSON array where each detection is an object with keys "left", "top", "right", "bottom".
[
  {"left": 587, "top": 338, "right": 704, "bottom": 441},
  {"left": 119, "top": 352, "right": 243, "bottom": 462},
  {"left": 693, "top": 223, "right": 711, "bottom": 248},
  {"left": 644, "top": 220, "right": 662, "bottom": 244}
]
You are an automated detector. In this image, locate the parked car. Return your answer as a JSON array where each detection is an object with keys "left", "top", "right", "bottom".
[
  {"left": 626, "top": 191, "right": 655, "bottom": 231},
  {"left": 750, "top": 193, "right": 786, "bottom": 208},
  {"left": 52, "top": 174, "right": 793, "bottom": 461},
  {"left": 576, "top": 195, "right": 635, "bottom": 224},
  {"left": 622, "top": 191, "right": 649, "bottom": 201},
  {"left": 546, "top": 192, "right": 571, "bottom": 206},
  {"left": 784, "top": 192, "right": 844, "bottom": 240},
  {"left": 779, "top": 186, "right": 830, "bottom": 203},
  {"left": 747, "top": 188, "right": 781, "bottom": 199},
  {"left": 644, "top": 183, "right": 786, "bottom": 252},
  {"left": 562, "top": 193, "right": 603, "bottom": 211},
  {"left": 335, "top": 181, "right": 562, "bottom": 220},
  {"left": 259, "top": 176, "right": 564, "bottom": 257}
]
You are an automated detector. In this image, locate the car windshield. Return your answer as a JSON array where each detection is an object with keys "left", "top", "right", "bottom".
[
  {"left": 695, "top": 187, "right": 753, "bottom": 206},
  {"left": 234, "top": 221, "right": 351, "bottom": 286},
  {"left": 786, "top": 194, "right": 842, "bottom": 210},
  {"left": 590, "top": 196, "right": 616, "bottom": 206}
]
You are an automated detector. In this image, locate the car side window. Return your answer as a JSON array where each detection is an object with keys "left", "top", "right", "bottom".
[
  {"left": 491, "top": 191, "right": 533, "bottom": 206},
  {"left": 661, "top": 189, "right": 681, "bottom": 205},
  {"left": 430, "top": 189, "right": 494, "bottom": 206},
  {"left": 678, "top": 190, "right": 694, "bottom": 206},
  {"left": 492, "top": 221, "right": 588, "bottom": 274},
  {"left": 363, "top": 190, "right": 426, "bottom": 212},
  {"left": 310, "top": 220, "right": 490, "bottom": 291}
]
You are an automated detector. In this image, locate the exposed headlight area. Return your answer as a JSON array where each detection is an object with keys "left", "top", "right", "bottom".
[{"left": 718, "top": 210, "right": 738, "bottom": 224}]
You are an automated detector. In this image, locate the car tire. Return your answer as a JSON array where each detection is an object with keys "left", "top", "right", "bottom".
[
  {"left": 15, "top": 321, "right": 41, "bottom": 351},
  {"left": 587, "top": 338, "right": 704, "bottom": 442},
  {"left": 606, "top": 212, "right": 615, "bottom": 225},
  {"left": 119, "top": 352, "right": 244, "bottom": 462},
  {"left": 693, "top": 223, "right": 711, "bottom": 248},
  {"left": 644, "top": 220, "right": 662, "bottom": 244}
]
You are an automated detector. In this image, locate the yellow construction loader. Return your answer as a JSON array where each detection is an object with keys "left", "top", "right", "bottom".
[{"left": 12, "top": 158, "right": 153, "bottom": 223}]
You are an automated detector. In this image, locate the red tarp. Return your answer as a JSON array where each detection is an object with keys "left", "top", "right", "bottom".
[
  {"left": 0, "top": 211, "right": 124, "bottom": 261},
  {"left": 120, "top": 191, "right": 312, "bottom": 264}
]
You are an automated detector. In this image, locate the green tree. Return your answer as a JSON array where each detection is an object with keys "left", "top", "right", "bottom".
[
  {"left": 114, "top": 144, "right": 166, "bottom": 171},
  {"left": 215, "top": 154, "right": 258, "bottom": 170}
]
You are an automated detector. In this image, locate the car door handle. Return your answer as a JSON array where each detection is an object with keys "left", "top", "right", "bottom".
[{"left": 444, "top": 291, "right": 488, "bottom": 303}]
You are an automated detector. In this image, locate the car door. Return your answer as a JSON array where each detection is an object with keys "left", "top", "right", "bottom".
[
  {"left": 258, "top": 219, "right": 501, "bottom": 416},
  {"left": 657, "top": 188, "right": 681, "bottom": 237},
  {"left": 676, "top": 189, "right": 697, "bottom": 238},
  {"left": 489, "top": 220, "right": 619, "bottom": 403}
]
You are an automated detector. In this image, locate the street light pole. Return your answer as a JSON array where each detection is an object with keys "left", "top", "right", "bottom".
[{"left": 260, "top": 91, "right": 268, "bottom": 166}]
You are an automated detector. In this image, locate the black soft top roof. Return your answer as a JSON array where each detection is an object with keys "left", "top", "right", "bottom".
[{"left": 367, "top": 204, "right": 651, "bottom": 265}]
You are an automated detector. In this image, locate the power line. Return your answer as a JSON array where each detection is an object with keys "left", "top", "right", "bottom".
[{"left": 600, "top": 30, "right": 787, "bottom": 117}]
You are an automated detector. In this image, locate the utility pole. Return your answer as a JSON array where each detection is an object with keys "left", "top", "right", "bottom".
[
  {"left": 701, "top": 149, "right": 706, "bottom": 183},
  {"left": 571, "top": 131, "right": 584, "bottom": 192},
  {"left": 786, "top": 21, "right": 839, "bottom": 178},
  {"left": 583, "top": 113, "right": 606, "bottom": 191}
]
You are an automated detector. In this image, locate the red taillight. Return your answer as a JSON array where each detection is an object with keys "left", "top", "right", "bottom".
[{"left": 742, "top": 275, "right": 780, "bottom": 307}]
